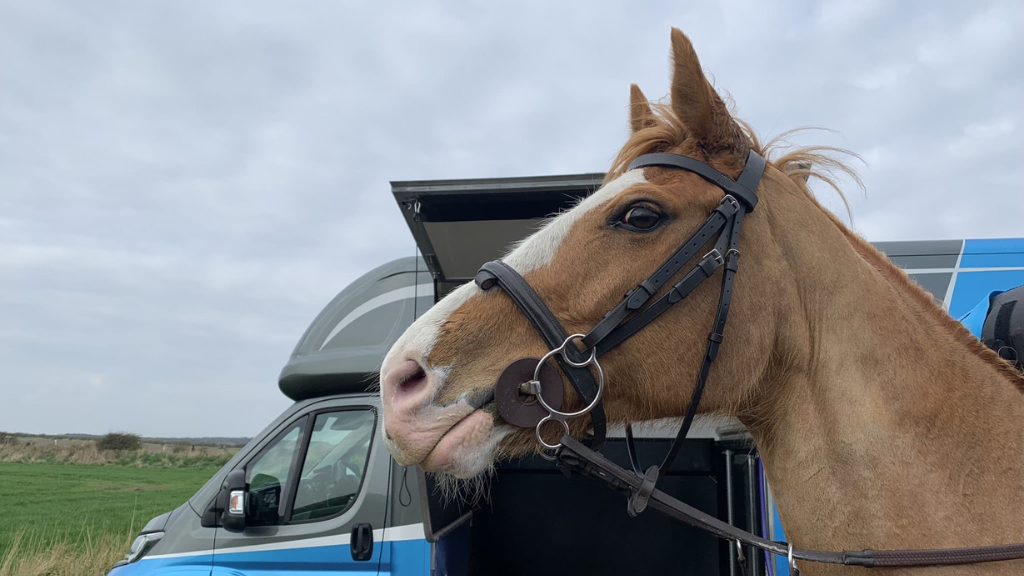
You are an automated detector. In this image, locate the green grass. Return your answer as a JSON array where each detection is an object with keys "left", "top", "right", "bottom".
[{"left": 0, "top": 462, "right": 221, "bottom": 575}]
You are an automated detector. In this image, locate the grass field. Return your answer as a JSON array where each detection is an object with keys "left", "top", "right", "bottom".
[{"left": 0, "top": 445, "right": 229, "bottom": 576}]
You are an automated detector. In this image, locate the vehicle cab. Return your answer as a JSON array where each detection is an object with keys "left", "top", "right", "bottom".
[{"left": 107, "top": 257, "right": 435, "bottom": 576}]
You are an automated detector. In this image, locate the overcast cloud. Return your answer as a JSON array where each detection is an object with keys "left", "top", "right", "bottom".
[{"left": 1, "top": 0, "right": 1021, "bottom": 437}]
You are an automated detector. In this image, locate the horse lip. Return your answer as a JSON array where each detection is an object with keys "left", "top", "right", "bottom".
[
  {"left": 422, "top": 403, "right": 494, "bottom": 463},
  {"left": 464, "top": 388, "right": 496, "bottom": 411}
]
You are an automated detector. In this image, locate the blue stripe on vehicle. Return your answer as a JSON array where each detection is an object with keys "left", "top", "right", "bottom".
[
  {"left": 960, "top": 239, "right": 1024, "bottom": 268},
  {"left": 948, "top": 270, "right": 1024, "bottom": 319},
  {"left": 382, "top": 538, "right": 431, "bottom": 576},
  {"left": 771, "top": 504, "right": 789, "bottom": 576},
  {"left": 107, "top": 539, "right": 434, "bottom": 576}
]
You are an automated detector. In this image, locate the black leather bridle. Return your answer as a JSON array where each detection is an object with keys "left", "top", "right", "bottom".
[
  {"left": 476, "top": 149, "right": 763, "bottom": 468},
  {"left": 472, "top": 149, "right": 1024, "bottom": 572}
]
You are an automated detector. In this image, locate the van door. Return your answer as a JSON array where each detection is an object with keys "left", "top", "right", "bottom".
[{"left": 212, "top": 397, "right": 389, "bottom": 575}]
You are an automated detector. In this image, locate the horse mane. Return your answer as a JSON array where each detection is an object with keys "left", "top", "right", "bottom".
[{"left": 606, "top": 102, "right": 1024, "bottom": 391}]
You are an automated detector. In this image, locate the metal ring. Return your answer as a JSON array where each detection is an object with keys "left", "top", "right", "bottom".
[
  {"left": 538, "top": 447, "right": 559, "bottom": 461},
  {"left": 559, "top": 334, "right": 597, "bottom": 368},
  {"left": 533, "top": 353, "right": 604, "bottom": 420},
  {"left": 529, "top": 334, "right": 605, "bottom": 420},
  {"left": 535, "top": 415, "right": 570, "bottom": 450},
  {"left": 788, "top": 543, "right": 799, "bottom": 575}
]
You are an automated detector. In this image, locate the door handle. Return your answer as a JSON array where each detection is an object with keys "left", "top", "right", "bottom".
[{"left": 350, "top": 523, "right": 373, "bottom": 561}]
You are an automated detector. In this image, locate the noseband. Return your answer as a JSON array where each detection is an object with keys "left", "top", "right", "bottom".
[{"left": 473, "top": 150, "right": 1024, "bottom": 571}]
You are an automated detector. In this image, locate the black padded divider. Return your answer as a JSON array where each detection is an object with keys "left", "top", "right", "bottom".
[{"left": 450, "top": 438, "right": 755, "bottom": 576}]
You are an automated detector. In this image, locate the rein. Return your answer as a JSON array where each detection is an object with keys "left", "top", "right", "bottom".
[{"left": 473, "top": 150, "right": 1024, "bottom": 572}]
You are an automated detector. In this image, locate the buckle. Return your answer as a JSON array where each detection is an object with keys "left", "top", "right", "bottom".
[
  {"left": 723, "top": 195, "right": 740, "bottom": 211},
  {"left": 703, "top": 249, "right": 724, "bottom": 266}
]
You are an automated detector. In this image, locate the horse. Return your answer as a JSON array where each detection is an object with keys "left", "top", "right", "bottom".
[{"left": 379, "top": 28, "right": 1024, "bottom": 575}]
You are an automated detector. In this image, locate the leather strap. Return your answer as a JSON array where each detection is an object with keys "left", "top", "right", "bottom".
[
  {"left": 628, "top": 150, "right": 764, "bottom": 210},
  {"left": 582, "top": 196, "right": 738, "bottom": 351},
  {"left": 475, "top": 261, "right": 607, "bottom": 447},
  {"left": 658, "top": 209, "right": 746, "bottom": 472},
  {"left": 558, "top": 434, "right": 1024, "bottom": 568},
  {"left": 591, "top": 211, "right": 732, "bottom": 355}
]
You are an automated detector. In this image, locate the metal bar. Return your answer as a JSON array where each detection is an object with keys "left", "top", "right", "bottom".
[
  {"left": 747, "top": 455, "right": 762, "bottom": 576},
  {"left": 725, "top": 449, "right": 736, "bottom": 576}
]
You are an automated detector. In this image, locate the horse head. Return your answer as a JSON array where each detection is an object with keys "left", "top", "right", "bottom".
[{"left": 381, "top": 28, "right": 822, "bottom": 478}]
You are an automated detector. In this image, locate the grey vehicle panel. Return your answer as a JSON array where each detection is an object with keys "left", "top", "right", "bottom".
[
  {"left": 140, "top": 510, "right": 173, "bottom": 534},
  {"left": 279, "top": 258, "right": 433, "bottom": 401},
  {"left": 137, "top": 502, "right": 214, "bottom": 569},
  {"left": 384, "top": 461, "right": 424, "bottom": 531}
]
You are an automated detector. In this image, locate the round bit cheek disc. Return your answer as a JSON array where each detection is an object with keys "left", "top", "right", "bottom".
[{"left": 494, "top": 358, "right": 564, "bottom": 428}]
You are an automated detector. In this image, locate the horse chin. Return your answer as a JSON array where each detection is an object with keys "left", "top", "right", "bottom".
[{"left": 419, "top": 411, "right": 510, "bottom": 479}]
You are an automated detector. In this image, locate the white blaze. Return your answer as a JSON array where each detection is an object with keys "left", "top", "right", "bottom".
[
  {"left": 382, "top": 169, "right": 648, "bottom": 371},
  {"left": 504, "top": 170, "right": 648, "bottom": 273}
]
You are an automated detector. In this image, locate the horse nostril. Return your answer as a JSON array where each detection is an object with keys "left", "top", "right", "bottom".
[
  {"left": 396, "top": 365, "right": 427, "bottom": 393},
  {"left": 383, "top": 358, "right": 432, "bottom": 407}
]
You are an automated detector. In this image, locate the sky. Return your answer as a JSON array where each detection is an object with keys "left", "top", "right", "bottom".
[{"left": 1, "top": 0, "right": 1021, "bottom": 437}]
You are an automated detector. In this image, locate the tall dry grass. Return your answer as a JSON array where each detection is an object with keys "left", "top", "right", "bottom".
[
  {"left": 0, "top": 529, "right": 131, "bottom": 576},
  {"left": 0, "top": 442, "right": 232, "bottom": 468},
  {"left": 0, "top": 442, "right": 231, "bottom": 574}
]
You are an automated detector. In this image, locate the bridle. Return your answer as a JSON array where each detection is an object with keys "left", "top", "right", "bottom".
[
  {"left": 473, "top": 149, "right": 1024, "bottom": 571},
  {"left": 476, "top": 149, "right": 761, "bottom": 462}
]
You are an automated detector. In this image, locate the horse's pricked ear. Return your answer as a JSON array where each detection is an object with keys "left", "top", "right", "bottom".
[
  {"left": 669, "top": 28, "right": 747, "bottom": 153},
  {"left": 629, "top": 84, "right": 658, "bottom": 133}
]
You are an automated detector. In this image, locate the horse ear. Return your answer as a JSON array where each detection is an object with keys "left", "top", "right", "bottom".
[
  {"left": 629, "top": 84, "right": 658, "bottom": 133},
  {"left": 669, "top": 28, "right": 747, "bottom": 153}
]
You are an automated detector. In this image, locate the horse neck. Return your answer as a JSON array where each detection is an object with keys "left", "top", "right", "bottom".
[{"left": 745, "top": 194, "right": 1024, "bottom": 567}]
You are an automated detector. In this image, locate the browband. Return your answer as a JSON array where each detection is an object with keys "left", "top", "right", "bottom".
[{"left": 628, "top": 149, "right": 764, "bottom": 210}]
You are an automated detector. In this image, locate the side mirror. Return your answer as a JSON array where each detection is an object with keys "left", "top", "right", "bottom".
[{"left": 221, "top": 469, "right": 247, "bottom": 532}]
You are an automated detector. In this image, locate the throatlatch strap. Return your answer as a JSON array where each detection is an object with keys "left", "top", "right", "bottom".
[
  {"left": 475, "top": 261, "right": 607, "bottom": 447},
  {"left": 660, "top": 209, "right": 745, "bottom": 471}
]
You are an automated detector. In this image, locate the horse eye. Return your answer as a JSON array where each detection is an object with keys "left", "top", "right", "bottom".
[{"left": 620, "top": 206, "right": 662, "bottom": 231}]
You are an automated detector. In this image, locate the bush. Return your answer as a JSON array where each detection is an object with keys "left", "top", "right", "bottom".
[
  {"left": 0, "top": 432, "right": 16, "bottom": 446},
  {"left": 96, "top": 432, "right": 142, "bottom": 451}
]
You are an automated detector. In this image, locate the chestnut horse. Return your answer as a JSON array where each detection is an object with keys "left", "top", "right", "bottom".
[{"left": 380, "top": 28, "right": 1024, "bottom": 575}]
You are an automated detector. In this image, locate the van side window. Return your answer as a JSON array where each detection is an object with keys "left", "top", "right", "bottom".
[
  {"left": 291, "top": 410, "right": 375, "bottom": 522},
  {"left": 246, "top": 418, "right": 305, "bottom": 526}
]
